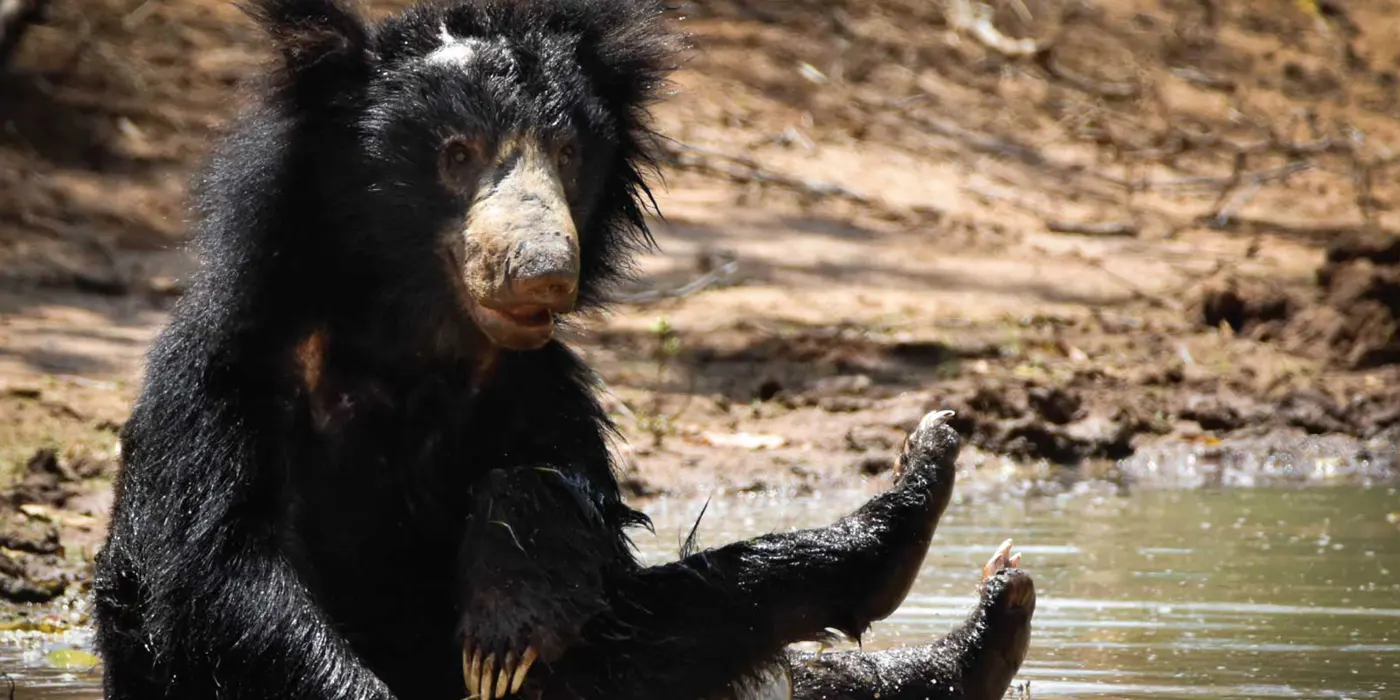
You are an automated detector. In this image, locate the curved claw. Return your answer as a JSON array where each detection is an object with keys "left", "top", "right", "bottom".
[
  {"left": 461, "top": 642, "right": 540, "bottom": 698},
  {"left": 982, "top": 538, "right": 1015, "bottom": 581},
  {"left": 482, "top": 653, "right": 496, "bottom": 700},
  {"left": 496, "top": 649, "right": 514, "bottom": 698},
  {"left": 512, "top": 646, "right": 538, "bottom": 693},
  {"left": 463, "top": 645, "right": 483, "bottom": 697},
  {"left": 462, "top": 645, "right": 475, "bottom": 697},
  {"left": 919, "top": 409, "right": 957, "bottom": 433}
]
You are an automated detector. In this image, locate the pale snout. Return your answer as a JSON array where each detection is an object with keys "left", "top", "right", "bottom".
[{"left": 456, "top": 140, "right": 581, "bottom": 351}]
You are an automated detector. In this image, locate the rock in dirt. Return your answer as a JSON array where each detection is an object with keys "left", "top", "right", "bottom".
[
  {"left": 0, "top": 503, "right": 60, "bottom": 555},
  {"left": 1276, "top": 389, "right": 1354, "bottom": 435},
  {"left": 1324, "top": 230, "right": 1400, "bottom": 266},
  {"left": 1344, "top": 390, "right": 1400, "bottom": 439},
  {"left": 0, "top": 499, "right": 69, "bottom": 603},
  {"left": 5, "top": 447, "right": 81, "bottom": 507},
  {"left": 853, "top": 454, "right": 894, "bottom": 476},
  {"left": 1194, "top": 277, "right": 1297, "bottom": 337},
  {"left": 1028, "top": 386, "right": 1083, "bottom": 425},
  {"left": 0, "top": 550, "right": 67, "bottom": 603},
  {"left": 1178, "top": 393, "right": 1258, "bottom": 432},
  {"left": 1304, "top": 232, "right": 1400, "bottom": 367},
  {"left": 778, "top": 374, "right": 877, "bottom": 411},
  {"left": 844, "top": 425, "right": 897, "bottom": 452},
  {"left": 1195, "top": 231, "right": 1400, "bottom": 369},
  {"left": 997, "top": 419, "right": 1087, "bottom": 464},
  {"left": 0, "top": 447, "right": 81, "bottom": 603}
]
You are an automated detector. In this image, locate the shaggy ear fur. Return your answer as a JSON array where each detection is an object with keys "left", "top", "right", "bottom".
[
  {"left": 575, "top": 0, "right": 678, "bottom": 112},
  {"left": 240, "top": 0, "right": 371, "bottom": 102},
  {"left": 566, "top": 0, "right": 682, "bottom": 305}
]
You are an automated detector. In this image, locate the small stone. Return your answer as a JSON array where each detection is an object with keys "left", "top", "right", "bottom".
[{"left": 854, "top": 455, "right": 892, "bottom": 476}]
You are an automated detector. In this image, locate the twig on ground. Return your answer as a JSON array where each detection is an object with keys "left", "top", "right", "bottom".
[
  {"left": 611, "top": 260, "right": 740, "bottom": 304},
  {"left": 900, "top": 110, "right": 1050, "bottom": 167},
  {"left": 1196, "top": 158, "right": 1311, "bottom": 227},
  {"left": 1034, "top": 50, "right": 1140, "bottom": 99},
  {"left": 963, "top": 181, "right": 1138, "bottom": 237},
  {"left": 656, "top": 140, "right": 942, "bottom": 224},
  {"left": 1143, "top": 161, "right": 1313, "bottom": 193},
  {"left": 15, "top": 212, "right": 129, "bottom": 295},
  {"left": 1082, "top": 256, "right": 1182, "bottom": 310},
  {"left": 1163, "top": 129, "right": 1352, "bottom": 160},
  {"left": 1206, "top": 151, "right": 1248, "bottom": 214},
  {"left": 658, "top": 141, "right": 872, "bottom": 203},
  {"left": 1352, "top": 157, "right": 1380, "bottom": 226},
  {"left": 1170, "top": 66, "right": 1235, "bottom": 92},
  {"left": 1206, "top": 180, "right": 1262, "bottom": 229},
  {"left": 1046, "top": 219, "right": 1140, "bottom": 237}
]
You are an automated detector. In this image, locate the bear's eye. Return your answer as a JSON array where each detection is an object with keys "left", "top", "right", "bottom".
[
  {"left": 440, "top": 138, "right": 484, "bottom": 189},
  {"left": 558, "top": 143, "right": 576, "bottom": 167},
  {"left": 445, "top": 141, "right": 474, "bottom": 167}
]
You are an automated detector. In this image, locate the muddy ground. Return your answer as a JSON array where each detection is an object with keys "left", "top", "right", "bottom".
[{"left": 0, "top": 0, "right": 1399, "bottom": 605}]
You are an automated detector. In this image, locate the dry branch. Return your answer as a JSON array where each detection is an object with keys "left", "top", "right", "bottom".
[
  {"left": 612, "top": 261, "right": 740, "bottom": 304},
  {"left": 1034, "top": 50, "right": 1140, "bottom": 99},
  {"left": 1170, "top": 67, "right": 1235, "bottom": 92},
  {"left": 1168, "top": 160, "right": 1312, "bottom": 196},
  {"left": 1169, "top": 130, "right": 1353, "bottom": 159},
  {"left": 13, "top": 212, "right": 129, "bottom": 295},
  {"left": 658, "top": 141, "right": 872, "bottom": 203},
  {"left": 656, "top": 140, "right": 942, "bottom": 224},
  {"left": 1046, "top": 219, "right": 1140, "bottom": 237},
  {"left": 1082, "top": 256, "right": 1182, "bottom": 311}
]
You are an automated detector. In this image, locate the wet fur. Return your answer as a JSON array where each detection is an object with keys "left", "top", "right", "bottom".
[{"left": 94, "top": 2, "right": 670, "bottom": 698}]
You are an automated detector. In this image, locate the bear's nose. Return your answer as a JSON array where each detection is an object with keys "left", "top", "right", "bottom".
[{"left": 508, "top": 236, "right": 579, "bottom": 310}]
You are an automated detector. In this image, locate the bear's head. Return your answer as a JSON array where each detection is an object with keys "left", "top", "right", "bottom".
[{"left": 244, "top": 0, "right": 675, "bottom": 352}]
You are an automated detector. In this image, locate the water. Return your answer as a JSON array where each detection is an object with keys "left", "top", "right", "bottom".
[
  {"left": 3, "top": 485, "right": 1397, "bottom": 698},
  {"left": 639, "top": 485, "right": 1400, "bottom": 699},
  {"left": 0, "top": 626, "right": 100, "bottom": 698}
]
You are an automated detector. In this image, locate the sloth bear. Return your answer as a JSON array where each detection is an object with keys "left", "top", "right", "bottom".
[{"left": 91, "top": 0, "right": 1035, "bottom": 699}]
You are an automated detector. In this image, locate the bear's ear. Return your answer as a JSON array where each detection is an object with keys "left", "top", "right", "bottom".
[
  {"left": 241, "top": 0, "right": 370, "bottom": 98},
  {"left": 577, "top": 0, "right": 678, "bottom": 113}
]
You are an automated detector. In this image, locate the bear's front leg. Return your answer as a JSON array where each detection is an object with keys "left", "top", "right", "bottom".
[{"left": 456, "top": 466, "right": 635, "bottom": 699}]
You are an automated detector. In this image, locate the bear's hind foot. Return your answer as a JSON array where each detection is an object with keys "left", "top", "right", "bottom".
[{"left": 784, "top": 540, "right": 1035, "bottom": 700}]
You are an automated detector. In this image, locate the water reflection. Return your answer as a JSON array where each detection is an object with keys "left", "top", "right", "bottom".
[
  {"left": 0, "top": 628, "right": 99, "bottom": 698},
  {"left": 1, "top": 485, "right": 1396, "bottom": 698}
]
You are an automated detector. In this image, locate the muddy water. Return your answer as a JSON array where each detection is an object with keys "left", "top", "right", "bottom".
[{"left": 2, "top": 486, "right": 1397, "bottom": 699}]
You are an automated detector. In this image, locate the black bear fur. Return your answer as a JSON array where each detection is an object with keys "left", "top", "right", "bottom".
[{"left": 92, "top": 1, "right": 1034, "bottom": 699}]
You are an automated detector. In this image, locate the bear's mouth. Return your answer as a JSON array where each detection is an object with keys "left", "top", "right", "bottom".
[
  {"left": 469, "top": 302, "right": 559, "bottom": 351},
  {"left": 443, "top": 238, "right": 567, "bottom": 352}
]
